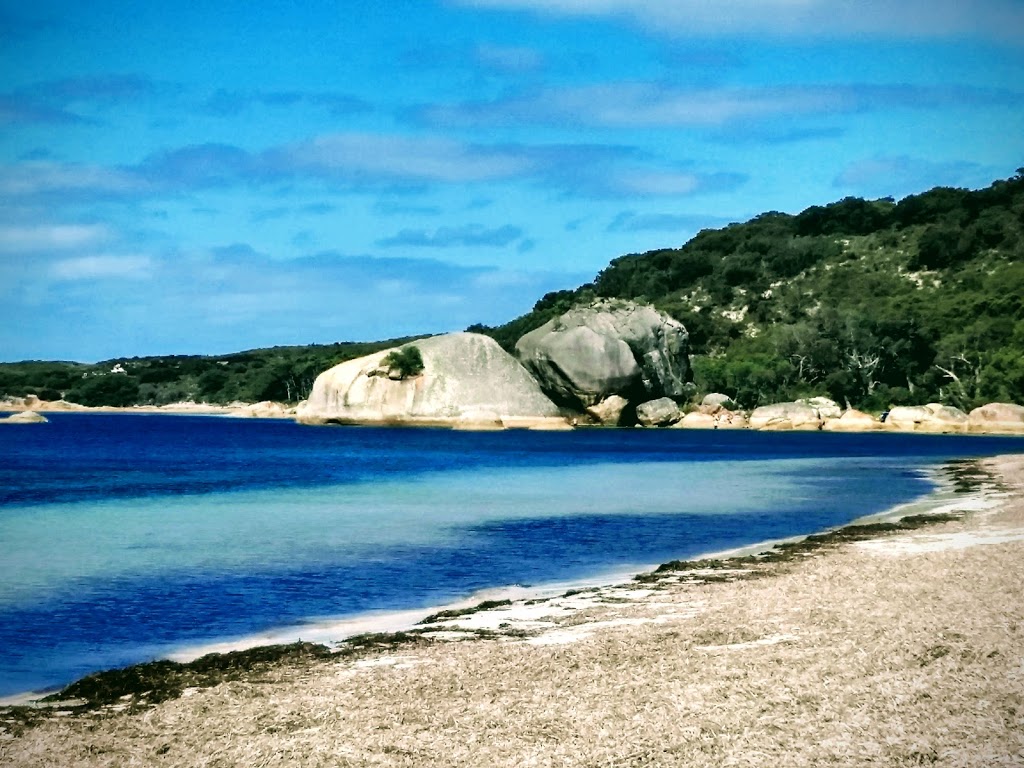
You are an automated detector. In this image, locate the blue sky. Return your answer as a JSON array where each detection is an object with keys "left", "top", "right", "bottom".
[{"left": 1, "top": 0, "right": 1022, "bottom": 362}]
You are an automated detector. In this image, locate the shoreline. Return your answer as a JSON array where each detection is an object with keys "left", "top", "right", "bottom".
[
  {"left": 4, "top": 454, "right": 1023, "bottom": 764},
  {"left": 5, "top": 399, "right": 1024, "bottom": 435},
  {"left": 0, "top": 455, "right": 996, "bottom": 710}
]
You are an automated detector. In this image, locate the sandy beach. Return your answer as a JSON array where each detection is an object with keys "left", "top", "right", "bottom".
[{"left": 3, "top": 455, "right": 1023, "bottom": 767}]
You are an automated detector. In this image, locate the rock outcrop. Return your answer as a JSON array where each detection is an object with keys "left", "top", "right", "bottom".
[
  {"left": 635, "top": 397, "right": 681, "bottom": 427},
  {"left": 822, "top": 409, "right": 883, "bottom": 432},
  {"left": 296, "top": 333, "right": 566, "bottom": 429},
  {"left": 968, "top": 402, "right": 1024, "bottom": 434},
  {"left": 799, "top": 396, "right": 842, "bottom": 420},
  {"left": 676, "top": 411, "right": 717, "bottom": 429},
  {"left": 515, "top": 300, "right": 689, "bottom": 410},
  {"left": 1, "top": 410, "right": 48, "bottom": 424},
  {"left": 749, "top": 402, "right": 822, "bottom": 431},
  {"left": 886, "top": 403, "right": 968, "bottom": 433},
  {"left": 674, "top": 409, "right": 749, "bottom": 430},
  {"left": 231, "top": 401, "right": 293, "bottom": 419},
  {"left": 701, "top": 392, "right": 735, "bottom": 410},
  {"left": 585, "top": 395, "right": 630, "bottom": 426}
]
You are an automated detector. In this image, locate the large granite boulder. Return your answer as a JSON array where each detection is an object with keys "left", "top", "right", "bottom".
[
  {"left": 968, "top": 402, "right": 1024, "bottom": 434},
  {"left": 822, "top": 409, "right": 882, "bottom": 432},
  {"left": 886, "top": 403, "right": 968, "bottom": 433},
  {"left": 296, "top": 333, "right": 565, "bottom": 429},
  {"left": 799, "top": 396, "right": 842, "bottom": 420},
  {"left": 585, "top": 395, "right": 630, "bottom": 426},
  {"left": 885, "top": 405, "right": 934, "bottom": 431},
  {"left": 635, "top": 397, "right": 681, "bottom": 427},
  {"left": 749, "top": 402, "right": 822, "bottom": 431},
  {"left": 674, "top": 409, "right": 749, "bottom": 430},
  {"left": 701, "top": 392, "right": 736, "bottom": 409},
  {"left": 0, "top": 410, "right": 48, "bottom": 424},
  {"left": 515, "top": 300, "right": 689, "bottom": 410}
]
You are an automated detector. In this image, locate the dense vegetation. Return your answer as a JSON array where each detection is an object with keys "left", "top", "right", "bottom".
[
  {"left": 4, "top": 171, "right": 1022, "bottom": 412},
  {"left": 0, "top": 339, "right": 422, "bottom": 407},
  {"left": 477, "top": 170, "right": 1024, "bottom": 412}
]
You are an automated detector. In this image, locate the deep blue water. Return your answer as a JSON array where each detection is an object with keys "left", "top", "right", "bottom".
[{"left": 2, "top": 413, "right": 1023, "bottom": 698}]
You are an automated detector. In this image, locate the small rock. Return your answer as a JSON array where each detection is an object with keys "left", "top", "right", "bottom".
[{"left": 636, "top": 397, "right": 682, "bottom": 427}]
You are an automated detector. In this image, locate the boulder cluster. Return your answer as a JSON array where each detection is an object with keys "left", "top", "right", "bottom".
[
  {"left": 292, "top": 298, "right": 1024, "bottom": 433},
  {"left": 296, "top": 300, "right": 692, "bottom": 430}
]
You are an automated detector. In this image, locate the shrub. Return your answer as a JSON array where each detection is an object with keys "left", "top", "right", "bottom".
[{"left": 382, "top": 346, "right": 425, "bottom": 379}]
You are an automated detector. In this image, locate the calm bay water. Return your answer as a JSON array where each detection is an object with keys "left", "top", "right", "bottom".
[{"left": 2, "top": 413, "right": 1024, "bottom": 697}]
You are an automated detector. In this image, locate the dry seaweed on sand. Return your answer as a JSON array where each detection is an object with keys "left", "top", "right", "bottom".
[
  {"left": 418, "top": 599, "right": 514, "bottom": 625},
  {"left": 635, "top": 511, "right": 966, "bottom": 584}
]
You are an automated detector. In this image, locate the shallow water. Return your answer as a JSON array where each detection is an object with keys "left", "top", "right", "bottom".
[{"left": 2, "top": 413, "right": 1023, "bottom": 697}]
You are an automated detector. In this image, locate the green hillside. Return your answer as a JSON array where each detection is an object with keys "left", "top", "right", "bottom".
[
  {"left": 478, "top": 169, "right": 1024, "bottom": 412},
  {"left": 4, "top": 171, "right": 1022, "bottom": 412}
]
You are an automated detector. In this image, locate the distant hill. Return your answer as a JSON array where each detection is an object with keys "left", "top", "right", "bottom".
[
  {"left": 475, "top": 169, "right": 1024, "bottom": 412},
  {"left": 4, "top": 170, "right": 1022, "bottom": 411},
  {"left": 0, "top": 338, "right": 424, "bottom": 408}
]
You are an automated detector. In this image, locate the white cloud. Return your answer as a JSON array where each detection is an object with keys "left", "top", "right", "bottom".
[
  {"left": 0, "top": 161, "right": 144, "bottom": 198},
  {"left": 275, "top": 133, "right": 533, "bottom": 184},
  {"left": 452, "top": 0, "right": 1024, "bottom": 41},
  {"left": 49, "top": 254, "right": 153, "bottom": 281},
  {"left": 613, "top": 170, "right": 701, "bottom": 196},
  {"left": 421, "top": 83, "right": 1021, "bottom": 130},
  {"left": 0, "top": 224, "right": 109, "bottom": 253}
]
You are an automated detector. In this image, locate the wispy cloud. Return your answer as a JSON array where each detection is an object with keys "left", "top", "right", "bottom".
[
  {"left": 0, "top": 224, "right": 110, "bottom": 253},
  {"left": 0, "top": 161, "right": 147, "bottom": 199},
  {"left": 136, "top": 143, "right": 260, "bottom": 187},
  {"left": 35, "top": 75, "right": 158, "bottom": 103},
  {"left": 135, "top": 135, "right": 730, "bottom": 199},
  {"left": 474, "top": 43, "right": 546, "bottom": 73},
  {"left": 377, "top": 224, "right": 524, "bottom": 248},
  {"left": 451, "top": 0, "right": 1024, "bottom": 42},
  {"left": 0, "top": 95, "right": 83, "bottom": 126},
  {"left": 49, "top": 254, "right": 153, "bottom": 281},
  {"left": 272, "top": 133, "right": 534, "bottom": 185},
  {"left": 833, "top": 155, "right": 989, "bottom": 198},
  {"left": 201, "top": 89, "right": 372, "bottom": 117},
  {"left": 418, "top": 82, "right": 1024, "bottom": 129},
  {"left": 3, "top": 134, "right": 743, "bottom": 205},
  {"left": 0, "top": 75, "right": 160, "bottom": 125},
  {"left": 249, "top": 202, "right": 337, "bottom": 223},
  {"left": 1, "top": 245, "right": 590, "bottom": 360}
]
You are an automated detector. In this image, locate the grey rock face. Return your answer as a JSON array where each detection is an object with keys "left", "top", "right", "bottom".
[
  {"left": 515, "top": 300, "right": 690, "bottom": 409},
  {"left": 297, "top": 332, "right": 563, "bottom": 427},
  {"left": 635, "top": 397, "right": 682, "bottom": 427},
  {"left": 701, "top": 392, "right": 735, "bottom": 409}
]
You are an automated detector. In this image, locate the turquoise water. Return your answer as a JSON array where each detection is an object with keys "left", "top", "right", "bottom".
[{"left": 2, "top": 413, "right": 1023, "bottom": 697}]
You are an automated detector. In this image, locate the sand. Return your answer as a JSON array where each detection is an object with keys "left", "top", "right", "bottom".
[{"left": 3, "top": 455, "right": 1023, "bottom": 767}]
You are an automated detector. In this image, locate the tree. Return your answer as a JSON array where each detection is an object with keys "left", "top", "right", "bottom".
[
  {"left": 67, "top": 375, "right": 141, "bottom": 407},
  {"left": 382, "top": 346, "right": 425, "bottom": 379}
]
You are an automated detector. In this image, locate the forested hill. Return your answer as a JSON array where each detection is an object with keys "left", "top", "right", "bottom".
[{"left": 478, "top": 169, "right": 1024, "bottom": 412}]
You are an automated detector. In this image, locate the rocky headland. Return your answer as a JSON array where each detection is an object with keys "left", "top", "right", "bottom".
[{"left": 4, "top": 300, "right": 1024, "bottom": 435}]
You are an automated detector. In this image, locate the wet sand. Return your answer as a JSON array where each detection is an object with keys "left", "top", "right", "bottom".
[{"left": 3, "top": 455, "right": 1023, "bottom": 767}]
